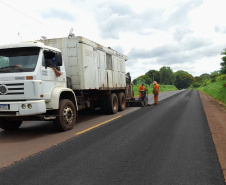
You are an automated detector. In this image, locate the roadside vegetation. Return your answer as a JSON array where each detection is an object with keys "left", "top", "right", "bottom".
[
  {"left": 132, "top": 48, "right": 226, "bottom": 104},
  {"left": 132, "top": 66, "right": 193, "bottom": 90},
  {"left": 199, "top": 81, "right": 226, "bottom": 104},
  {"left": 190, "top": 74, "right": 226, "bottom": 104},
  {"left": 190, "top": 48, "right": 226, "bottom": 104}
]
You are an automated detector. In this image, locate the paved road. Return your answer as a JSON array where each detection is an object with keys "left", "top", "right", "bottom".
[
  {"left": 0, "top": 105, "right": 139, "bottom": 169},
  {"left": 147, "top": 89, "right": 186, "bottom": 104},
  {"left": 0, "top": 89, "right": 184, "bottom": 169},
  {"left": 0, "top": 90, "right": 225, "bottom": 185}
]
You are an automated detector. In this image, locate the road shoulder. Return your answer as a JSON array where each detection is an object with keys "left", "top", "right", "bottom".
[{"left": 199, "top": 90, "right": 226, "bottom": 182}]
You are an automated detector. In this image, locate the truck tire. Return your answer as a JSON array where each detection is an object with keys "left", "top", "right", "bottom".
[
  {"left": 54, "top": 99, "right": 76, "bottom": 131},
  {"left": 118, "top": 92, "right": 126, "bottom": 111},
  {"left": 107, "top": 93, "right": 118, "bottom": 114},
  {"left": 0, "top": 119, "right": 22, "bottom": 130}
]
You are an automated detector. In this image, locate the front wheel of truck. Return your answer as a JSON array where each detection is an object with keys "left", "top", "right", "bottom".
[
  {"left": 54, "top": 99, "right": 76, "bottom": 131},
  {"left": 0, "top": 119, "right": 22, "bottom": 130}
]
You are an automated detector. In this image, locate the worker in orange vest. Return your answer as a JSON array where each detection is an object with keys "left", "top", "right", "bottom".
[
  {"left": 138, "top": 83, "right": 146, "bottom": 100},
  {"left": 153, "top": 81, "right": 159, "bottom": 105}
]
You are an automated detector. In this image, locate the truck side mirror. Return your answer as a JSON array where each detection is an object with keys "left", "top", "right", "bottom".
[{"left": 55, "top": 53, "right": 62, "bottom": 66}]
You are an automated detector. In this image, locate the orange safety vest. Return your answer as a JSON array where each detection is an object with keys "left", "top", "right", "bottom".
[
  {"left": 139, "top": 85, "right": 145, "bottom": 99},
  {"left": 153, "top": 83, "right": 159, "bottom": 95},
  {"left": 139, "top": 85, "right": 145, "bottom": 91},
  {"left": 153, "top": 83, "right": 159, "bottom": 104}
]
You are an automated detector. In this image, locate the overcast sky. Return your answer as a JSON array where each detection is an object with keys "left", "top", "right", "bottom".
[{"left": 1, "top": 0, "right": 226, "bottom": 80}]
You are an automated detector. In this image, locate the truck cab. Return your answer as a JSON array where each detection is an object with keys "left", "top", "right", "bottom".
[{"left": 0, "top": 41, "right": 77, "bottom": 131}]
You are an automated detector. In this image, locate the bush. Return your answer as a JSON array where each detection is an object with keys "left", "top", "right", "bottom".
[
  {"left": 192, "top": 82, "right": 202, "bottom": 88},
  {"left": 202, "top": 79, "right": 211, "bottom": 86},
  {"left": 216, "top": 74, "right": 226, "bottom": 82},
  {"left": 200, "top": 81, "right": 226, "bottom": 104}
]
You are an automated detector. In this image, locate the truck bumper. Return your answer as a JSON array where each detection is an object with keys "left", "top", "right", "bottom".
[{"left": 0, "top": 100, "right": 46, "bottom": 116}]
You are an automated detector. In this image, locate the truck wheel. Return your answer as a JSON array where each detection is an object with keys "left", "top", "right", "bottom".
[
  {"left": 0, "top": 119, "right": 22, "bottom": 130},
  {"left": 118, "top": 92, "right": 126, "bottom": 111},
  {"left": 54, "top": 99, "right": 76, "bottom": 131},
  {"left": 107, "top": 93, "right": 118, "bottom": 114}
]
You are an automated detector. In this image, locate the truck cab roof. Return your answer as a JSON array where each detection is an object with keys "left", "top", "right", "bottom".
[{"left": 0, "top": 41, "right": 61, "bottom": 53}]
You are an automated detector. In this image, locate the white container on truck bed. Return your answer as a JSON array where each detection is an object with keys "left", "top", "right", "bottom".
[{"left": 41, "top": 36, "right": 127, "bottom": 90}]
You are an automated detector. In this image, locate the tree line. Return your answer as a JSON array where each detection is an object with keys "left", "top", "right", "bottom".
[{"left": 132, "top": 49, "right": 226, "bottom": 89}]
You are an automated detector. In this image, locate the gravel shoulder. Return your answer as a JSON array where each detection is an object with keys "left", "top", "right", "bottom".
[{"left": 199, "top": 90, "right": 226, "bottom": 182}]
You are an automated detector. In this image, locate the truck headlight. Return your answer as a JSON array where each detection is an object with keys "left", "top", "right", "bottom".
[{"left": 21, "top": 104, "right": 26, "bottom": 109}]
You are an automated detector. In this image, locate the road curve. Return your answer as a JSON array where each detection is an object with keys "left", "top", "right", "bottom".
[{"left": 0, "top": 90, "right": 225, "bottom": 185}]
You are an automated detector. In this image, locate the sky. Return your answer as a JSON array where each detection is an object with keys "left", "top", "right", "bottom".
[{"left": 0, "top": 0, "right": 226, "bottom": 80}]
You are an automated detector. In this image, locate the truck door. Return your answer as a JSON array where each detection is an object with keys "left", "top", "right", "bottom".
[{"left": 41, "top": 51, "right": 63, "bottom": 99}]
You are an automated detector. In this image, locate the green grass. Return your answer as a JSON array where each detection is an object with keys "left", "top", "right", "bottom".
[
  {"left": 133, "top": 84, "right": 178, "bottom": 97},
  {"left": 199, "top": 80, "right": 226, "bottom": 104}
]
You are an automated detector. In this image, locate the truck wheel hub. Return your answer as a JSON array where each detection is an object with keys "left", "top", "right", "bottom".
[{"left": 63, "top": 106, "right": 73, "bottom": 123}]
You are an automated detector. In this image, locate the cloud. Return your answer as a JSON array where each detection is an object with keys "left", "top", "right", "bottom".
[
  {"left": 173, "top": 27, "right": 193, "bottom": 42},
  {"left": 127, "top": 35, "right": 221, "bottom": 67},
  {"left": 111, "top": 45, "right": 124, "bottom": 54},
  {"left": 182, "top": 37, "right": 212, "bottom": 50},
  {"left": 167, "top": 0, "right": 203, "bottom": 26},
  {"left": 92, "top": 0, "right": 203, "bottom": 40},
  {"left": 215, "top": 25, "right": 226, "bottom": 34},
  {"left": 0, "top": 0, "right": 224, "bottom": 79},
  {"left": 41, "top": 8, "right": 75, "bottom": 21},
  {"left": 92, "top": 2, "right": 164, "bottom": 39},
  {"left": 154, "top": 43, "right": 223, "bottom": 65}
]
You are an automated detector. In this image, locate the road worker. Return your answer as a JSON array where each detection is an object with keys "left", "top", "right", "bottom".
[
  {"left": 153, "top": 81, "right": 159, "bottom": 105},
  {"left": 138, "top": 82, "right": 146, "bottom": 100}
]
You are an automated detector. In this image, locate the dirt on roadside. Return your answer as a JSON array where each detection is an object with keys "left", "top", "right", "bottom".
[{"left": 199, "top": 90, "right": 226, "bottom": 182}]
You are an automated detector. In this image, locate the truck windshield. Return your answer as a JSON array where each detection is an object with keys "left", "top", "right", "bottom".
[{"left": 0, "top": 47, "right": 40, "bottom": 73}]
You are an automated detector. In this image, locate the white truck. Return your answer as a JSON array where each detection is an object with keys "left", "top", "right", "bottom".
[{"left": 0, "top": 36, "right": 134, "bottom": 131}]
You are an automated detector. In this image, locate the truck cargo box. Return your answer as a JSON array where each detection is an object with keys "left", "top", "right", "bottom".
[{"left": 41, "top": 36, "right": 127, "bottom": 90}]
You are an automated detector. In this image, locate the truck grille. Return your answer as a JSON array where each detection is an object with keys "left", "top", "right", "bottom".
[{"left": 0, "top": 83, "right": 24, "bottom": 95}]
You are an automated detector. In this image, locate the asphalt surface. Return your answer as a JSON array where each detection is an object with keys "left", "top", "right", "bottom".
[{"left": 0, "top": 90, "right": 225, "bottom": 185}]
